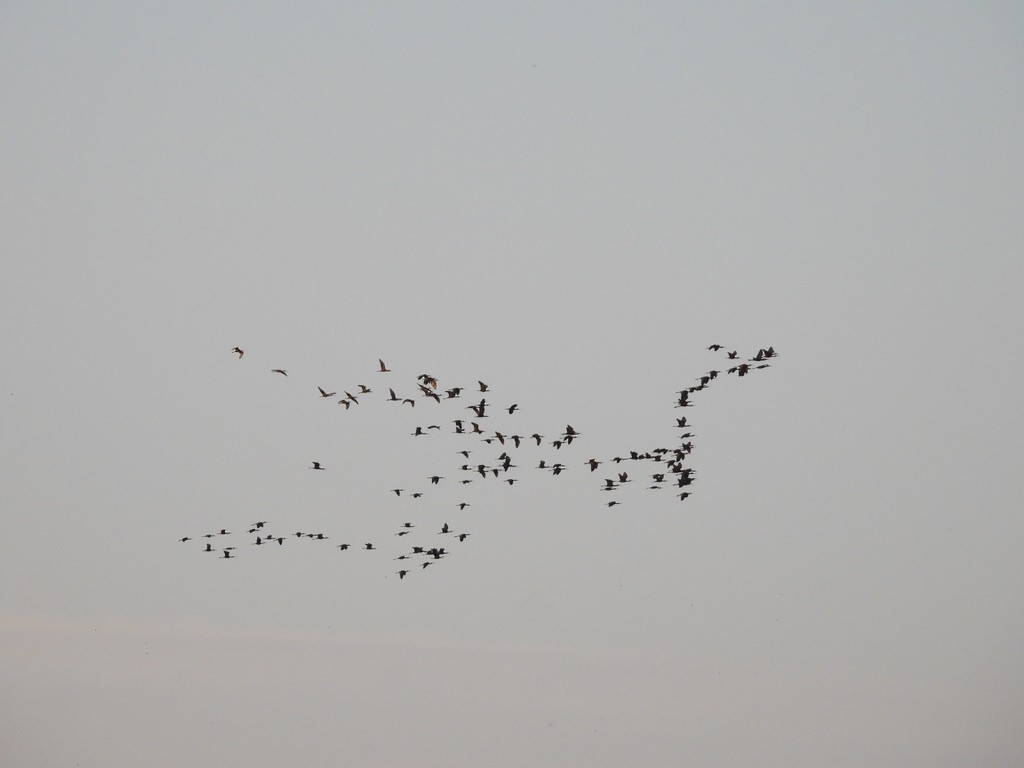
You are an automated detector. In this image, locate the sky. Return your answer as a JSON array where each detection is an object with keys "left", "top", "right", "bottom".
[{"left": 2, "top": 2, "right": 1023, "bottom": 766}]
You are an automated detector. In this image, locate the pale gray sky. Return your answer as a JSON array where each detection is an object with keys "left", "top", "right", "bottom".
[{"left": 3, "top": 2, "right": 1023, "bottom": 766}]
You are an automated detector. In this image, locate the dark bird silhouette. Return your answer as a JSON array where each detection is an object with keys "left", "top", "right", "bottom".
[
  {"left": 707, "top": 344, "right": 724, "bottom": 351},
  {"left": 271, "top": 369, "right": 287, "bottom": 376},
  {"left": 456, "top": 533, "right": 470, "bottom": 542},
  {"left": 378, "top": 359, "right": 391, "bottom": 372},
  {"left": 337, "top": 544, "right": 350, "bottom": 550},
  {"left": 388, "top": 388, "right": 400, "bottom": 401},
  {"left": 397, "top": 570, "right": 408, "bottom": 579},
  {"left": 429, "top": 475, "right": 443, "bottom": 484},
  {"left": 311, "top": 461, "right": 325, "bottom": 470},
  {"left": 231, "top": 347, "right": 244, "bottom": 358},
  {"left": 364, "top": 543, "right": 375, "bottom": 550},
  {"left": 478, "top": 381, "right": 489, "bottom": 392},
  {"left": 507, "top": 404, "right": 519, "bottom": 414},
  {"left": 586, "top": 459, "right": 601, "bottom": 472},
  {"left": 318, "top": 386, "right": 336, "bottom": 398},
  {"left": 179, "top": 537, "right": 191, "bottom": 542}
]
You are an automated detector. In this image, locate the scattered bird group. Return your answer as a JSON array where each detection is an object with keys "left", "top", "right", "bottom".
[{"left": 179, "top": 344, "right": 777, "bottom": 579}]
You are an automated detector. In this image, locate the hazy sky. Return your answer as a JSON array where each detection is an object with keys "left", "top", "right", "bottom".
[{"left": 3, "top": 2, "right": 1023, "bottom": 766}]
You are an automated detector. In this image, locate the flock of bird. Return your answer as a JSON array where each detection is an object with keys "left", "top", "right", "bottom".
[{"left": 181, "top": 344, "right": 777, "bottom": 579}]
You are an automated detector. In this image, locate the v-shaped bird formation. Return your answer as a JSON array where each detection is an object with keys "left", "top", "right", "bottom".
[{"left": 179, "top": 345, "right": 778, "bottom": 579}]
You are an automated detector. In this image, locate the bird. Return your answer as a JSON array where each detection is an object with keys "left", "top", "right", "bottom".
[
  {"left": 364, "top": 543, "right": 375, "bottom": 550},
  {"left": 507, "top": 404, "right": 519, "bottom": 414},
  {"left": 231, "top": 347, "right": 244, "bottom": 358},
  {"left": 387, "top": 388, "right": 400, "bottom": 401},
  {"left": 586, "top": 459, "right": 601, "bottom": 472},
  {"left": 311, "top": 461, "right": 325, "bottom": 470},
  {"left": 397, "top": 570, "right": 408, "bottom": 579},
  {"left": 378, "top": 359, "right": 391, "bottom": 373},
  {"left": 456, "top": 533, "right": 470, "bottom": 542},
  {"left": 179, "top": 536, "right": 191, "bottom": 542},
  {"left": 318, "top": 386, "right": 336, "bottom": 398},
  {"left": 478, "top": 381, "right": 489, "bottom": 392},
  {"left": 707, "top": 344, "right": 724, "bottom": 351},
  {"left": 271, "top": 369, "right": 287, "bottom": 376}
]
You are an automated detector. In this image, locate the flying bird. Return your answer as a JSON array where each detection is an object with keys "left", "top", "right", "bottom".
[
  {"left": 378, "top": 359, "right": 391, "bottom": 372},
  {"left": 231, "top": 347, "right": 244, "bottom": 358},
  {"left": 271, "top": 369, "right": 287, "bottom": 376},
  {"left": 311, "top": 462, "right": 326, "bottom": 470}
]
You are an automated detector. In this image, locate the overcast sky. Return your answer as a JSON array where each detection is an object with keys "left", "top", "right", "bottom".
[{"left": 3, "top": 2, "right": 1023, "bottom": 766}]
